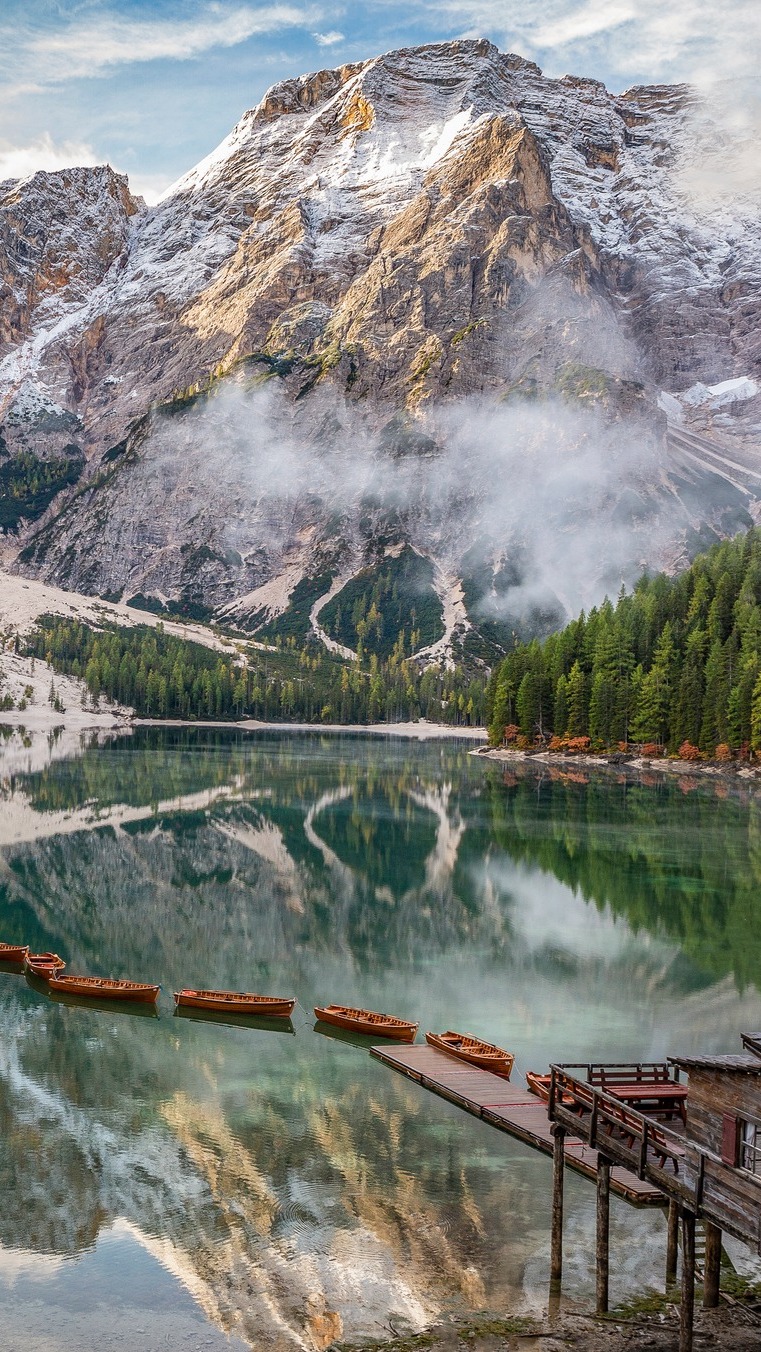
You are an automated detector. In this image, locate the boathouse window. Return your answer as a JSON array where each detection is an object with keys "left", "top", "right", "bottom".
[{"left": 740, "top": 1117, "right": 761, "bottom": 1176}]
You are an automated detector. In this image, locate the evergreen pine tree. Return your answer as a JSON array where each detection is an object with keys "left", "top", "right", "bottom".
[
  {"left": 553, "top": 673, "right": 569, "bottom": 736},
  {"left": 566, "top": 661, "right": 589, "bottom": 737},
  {"left": 630, "top": 622, "right": 675, "bottom": 744},
  {"left": 672, "top": 627, "right": 707, "bottom": 748},
  {"left": 516, "top": 671, "right": 540, "bottom": 737},
  {"left": 699, "top": 638, "right": 730, "bottom": 751}
]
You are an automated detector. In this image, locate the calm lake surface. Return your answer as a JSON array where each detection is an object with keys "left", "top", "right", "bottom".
[{"left": 1, "top": 726, "right": 761, "bottom": 1350}]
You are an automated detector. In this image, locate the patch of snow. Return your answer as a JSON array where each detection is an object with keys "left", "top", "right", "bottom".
[
  {"left": 159, "top": 117, "right": 252, "bottom": 201},
  {"left": 679, "top": 376, "right": 759, "bottom": 409},
  {"left": 414, "top": 565, "right": 470, "bottom": 668},
  {"left": 217, "top": 565, "right": 304, "bottom": 625},
  {"left": 0, "top": 569, "right": 244, "bottom": 659},
  {"left": 6, "top": 381, "right": 67, "bottom": 424},
  {"left": 0, "top": 649, "right": 128, "bottom": 732},
  {"left": 310, "top": 575, "right": 358, "bottom": 660},
  {"left": 657, "top": 391, "right": 684, "bottom": 423},
  {"left": 419, "top": 107, "right": 474, "bottom": 167},
  {"left": 345, "top": 104, "right": 477, "bottom": 186}
]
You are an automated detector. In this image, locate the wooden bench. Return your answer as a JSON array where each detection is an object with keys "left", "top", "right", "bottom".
[
  {"left": 590, "top": 1066, "right": 687, "bottom": 1124},
  {"left": 595, "top": 1064, "right": 675, "bottom": 1087}
]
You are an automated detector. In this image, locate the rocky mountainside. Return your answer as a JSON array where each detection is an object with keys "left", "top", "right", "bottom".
[{"left": 1, "top": 40, "right": 760, "bottom": 656}]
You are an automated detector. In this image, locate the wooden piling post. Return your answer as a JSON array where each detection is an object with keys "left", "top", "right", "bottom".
[
  {"left": 680, "top": 1208, "right": 696, "bottom": 1352},
  {"left": 551, "top": 1125, "right": 565, "bottom": 1286},
  {"left": 703, "top": 1221, "right": 722, "bottom": 1309},
  {"left": 666, "top": 1200, "right": 679, "bottom": 1287},
  {"left": 596, "top": 1153, "right": 611, "bottom": 1314}
]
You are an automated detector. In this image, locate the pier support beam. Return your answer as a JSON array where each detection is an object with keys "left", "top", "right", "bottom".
[
  {"left": 680, "top": 1209, "right": 696, "bottom": 1352},
  {"left": 596, "top": 1154, "right": 611, "bottom": 1314},
  {"left": 666, "top": 1200, "right": 679, "bottom": 1288},
  {"left": 703, "top": 1222, "right": 722, "bottom": 1309},
  {"left": 551, "top": 1125, "right": 565, "bottom": 1287}
]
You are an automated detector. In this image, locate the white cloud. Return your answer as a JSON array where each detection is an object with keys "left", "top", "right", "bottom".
[
  {"left": 0, "top": 4, "right": 319, "bottom": 84},
  {"left": 424, "top": 0, "right": 761, "bottom": 90},
  {"left": 122, "top": 170, "right": 174, "bottom": 206},
  {"left": 533, "top": 1, "right": 637, "bottom": 52},
  {"left": 677, "top": 79, "right": 761, "bottom": 204},
  {"left": 0, "top": 133, "right": 97, "bottom": 182},
  {"left": 0, "top": 135, "right": 175, "bottom": 204},
  {"left": 313, "top": 29, "right": 345, "bottom": 46},
  {"left": 408, "top": 0, "right": 761, "bottom": 197}
]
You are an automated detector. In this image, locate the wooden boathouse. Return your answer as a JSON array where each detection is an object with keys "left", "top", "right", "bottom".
[
  {"left": 547, "top": 1038, "right": 761, "bottom": 1352},
  {"left": 372, "top": 1035, "right": 761, "bottom": 1350}
]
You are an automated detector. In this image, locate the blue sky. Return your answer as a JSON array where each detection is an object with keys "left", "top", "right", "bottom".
[{"left": 0, "top": 0, "right": 756, "bottom": 199}]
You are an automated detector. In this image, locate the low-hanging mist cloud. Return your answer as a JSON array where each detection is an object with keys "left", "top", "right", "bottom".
[
  {"left": 137, "top": 376, "right": 701, "bottom": 632},
  {"left": 677, "top": 79, "right": 761, "bottom": 208}
]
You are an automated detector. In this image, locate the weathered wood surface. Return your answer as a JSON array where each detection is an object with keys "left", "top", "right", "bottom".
[
  {"left": 703, "top": 1220, "right": 722, "bottom": 1308},
  {"left": 371, "top": 1044, "right": 663, "bottom": 1204},
  {"left": 600, "top": 1082, "right": 687, "bottom": 1121},
  {"left": 685, "top": 1066, "right": 761, "bottom": 1153},
  {"left": 550, "top": 1065, "right": 761, "bottom": 1255},
  {"left": 596, "top": 1153, "right": 611, "bottom": 1313},
  {"left": 674, "top": 1055, "right": 761, "bottom": 1201},
  {"left": 667, "top": 1199, "right": 679, "bottom": 1285},
  {"left": 680, "top": 1209, "right": 696, "bottom": 1352},
  {"left": 551, "top": 1126, "right": 565, "bottom": 1283}
]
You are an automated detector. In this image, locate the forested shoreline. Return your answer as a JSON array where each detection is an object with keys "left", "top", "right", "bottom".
[
  {"left": 15, "top": 528, "right": 761, "bottom": 747},
  {"left": 487, "top": 528, "right": 761, "bottom": 757},
  {"left": 26, "top": 617, "right": 486, "bottom": 727}
]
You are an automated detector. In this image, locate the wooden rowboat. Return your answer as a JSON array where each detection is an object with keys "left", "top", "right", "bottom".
[
  {"left": 174, "top": 989, "right": 296, "bottom": 1018},
  {"left": 24, "top": 953, "right": 66, "bottom": 980},
  {"left": 314, "top": 1004, "right": 418, "bottom": 1042},
  {"left": 525, "top": 1070, "right": 593, "bottom": 1114},
  {"left": 48, "top": 974, "right": 160, "bottom": 1004},
  {"left": 525, "top": 1070, "right": 551, "bottom": 1100},
  {"left": 425, "top": 1030, "right": 515, "bottom": 1079},
  {"left": 0, "top": 943, "right": 29, "bottom": 964}
]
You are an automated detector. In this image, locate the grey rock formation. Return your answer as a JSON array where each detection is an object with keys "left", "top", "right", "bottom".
[{"left": 0, "top": 41, "right": 758, "bottom": 647}]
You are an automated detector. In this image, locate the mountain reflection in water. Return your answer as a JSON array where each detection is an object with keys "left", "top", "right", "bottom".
[{"left": 1, "top": 726, "right": 760, "bottom": 1349}]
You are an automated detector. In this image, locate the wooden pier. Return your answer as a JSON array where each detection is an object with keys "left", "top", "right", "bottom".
[{"left": 371, "top": 1044, "right": 663, "bottom": 1205}]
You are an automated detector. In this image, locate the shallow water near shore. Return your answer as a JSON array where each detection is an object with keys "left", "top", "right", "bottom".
[{"left": 1, "top": 725, "right": 760, "bottom": 1349}]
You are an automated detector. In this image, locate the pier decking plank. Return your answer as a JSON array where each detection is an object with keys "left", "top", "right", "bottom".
[{"left": 371, "top": 1044, "right": 663, "bottom": 1205}]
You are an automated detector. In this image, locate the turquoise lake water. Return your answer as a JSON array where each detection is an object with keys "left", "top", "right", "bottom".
[{"left": 1, "top": 726, "right": 760, "bottom": 1350}]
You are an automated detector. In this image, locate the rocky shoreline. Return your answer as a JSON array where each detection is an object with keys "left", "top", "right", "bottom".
[
  {"left": 334, "top": 1296, "right": 761, "bottom": 1352},
  {"left": 474, "top": 744, "right": 761, "bottom": 790}
]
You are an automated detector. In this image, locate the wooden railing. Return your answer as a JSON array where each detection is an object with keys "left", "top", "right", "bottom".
[
  {"left": 550, "top": 1066, "right": 686, "bottom": 1177},
  {"left": 553, "top": 1060, "right": 682, "bottom": 1087},
  {"left": 549, "top": 1065, "right": 761, "bottom": 1253}
]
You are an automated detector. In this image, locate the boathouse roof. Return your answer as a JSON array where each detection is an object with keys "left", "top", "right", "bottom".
[{"left": 669, "top": 1051, "right": 761, "bottom": 1073}]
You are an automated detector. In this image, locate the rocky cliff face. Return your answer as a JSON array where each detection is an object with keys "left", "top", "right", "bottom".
[
  {"left": 0, "top": 165, "right": 139, "bottom": 354},
  {"left": 1, "top": 41, "right": 759, "bottom": 649}
]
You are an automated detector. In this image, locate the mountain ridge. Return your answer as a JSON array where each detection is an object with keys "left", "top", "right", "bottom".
[{"left": 0, "top": 40, "right": 759, "bottom": 658}]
